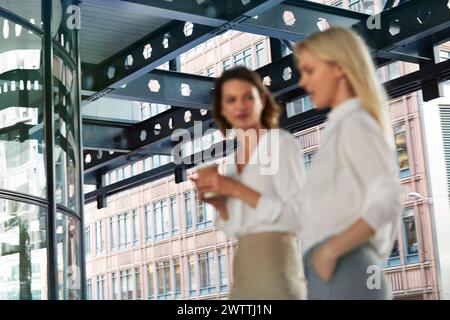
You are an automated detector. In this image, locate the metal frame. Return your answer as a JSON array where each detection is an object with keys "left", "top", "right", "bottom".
[
  {"left": 0, "top": 0, "right": 86, "bottom": 300},
  {"left": 42, "top": 0, "right": 58, "bottom": 300},
  {"left": 77, "top": 1, "right": 450, "bottom": 214}
]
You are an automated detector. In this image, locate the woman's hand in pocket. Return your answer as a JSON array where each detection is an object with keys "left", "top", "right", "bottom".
[{"left": 311, "top": 241, "right": 339, "bottom": 282}]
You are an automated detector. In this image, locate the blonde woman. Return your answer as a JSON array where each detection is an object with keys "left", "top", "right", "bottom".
[
  {"left": 190, "top": 67, "right": 307, "bottom": 299},
  {"left": 294, "top": 27, "right": 404, "bottom": 299}
]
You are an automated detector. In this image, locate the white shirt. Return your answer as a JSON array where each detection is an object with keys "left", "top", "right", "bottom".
[
  {"left": 301, "top": 98, "right": 404, "bottom": 260},
  {"left": 215, "top": 128, "right": 305, "bottom": 239}
]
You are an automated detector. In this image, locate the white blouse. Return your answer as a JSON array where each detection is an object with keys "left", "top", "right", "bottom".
[
  {"left": 301, "top": 98, "right": 404, "bottom": 260},
  {"left": 215, "top": 128, "right": 306, "bottom": 239}
]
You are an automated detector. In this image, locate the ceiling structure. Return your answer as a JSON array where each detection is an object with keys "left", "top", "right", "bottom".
[{"left": 78, "top": 0, "right": 450, "bottom": 207}]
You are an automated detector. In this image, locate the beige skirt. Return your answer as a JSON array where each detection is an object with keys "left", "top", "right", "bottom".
[{"left": 229, "top": 232, "right": 307, "bottom": 300}]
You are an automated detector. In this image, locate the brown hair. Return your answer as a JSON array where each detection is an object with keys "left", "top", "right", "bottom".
[{"left": 212, "top": 66, "right": 282, "bottom": 135}]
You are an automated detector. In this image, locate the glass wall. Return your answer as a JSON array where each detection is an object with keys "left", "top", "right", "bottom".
[{"left": 0, "top": 0, "right": 84, "bottom": 299}]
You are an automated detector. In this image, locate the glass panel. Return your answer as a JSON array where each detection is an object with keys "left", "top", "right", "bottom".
[
  {"left": 132, "top": 209, "right": 139, "bottom": 244},
  {"left": 184, "top": 192, "right": 192, "bottom": 231},
  {"left": 188, "top": 255, "right": 196, "bottom": 296},
  {"left": 170, "top": 197, "right": 178, "bottom": 235},
  {"left": 394, "top": 124, "right": 410, "bottom": 178},
  {"left": 403, "top": 208, "right": 419, "bottom": 263},
  {"left": 56, "top": 212, "right": 81, "bottom": 299},
  {"left": 147, "top": 264, "right": 154, "bottom": 299},
  {"left": 0, "top": 1, "right": 42, "bottom": 30},
  {"left": 134, "top": 267, "right": 141, "bottom": 300},
  {"left": 0, "top": 23, "right": 46, "bottom": 198},
  {"left": 53, "top": 0, "right": 78, "bottom": 60},
  {"left": 174, "top": 259, "right": 181, "bottom": 295},
  {"left": 0, "top": 199, "right": 47, "bottom": 299},
  {"left": 53, "top": 48, "right": 79, "bottom": 213}
]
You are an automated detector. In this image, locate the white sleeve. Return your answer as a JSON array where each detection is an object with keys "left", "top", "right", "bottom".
[
  {"left": 340, "top": 114, "right": 404, "bottom": 233},
  {"left": 253, "top": 133, "right": 305, "bottom": 230},
  {"left": 214, "top": 199, "right": 238, "bottom": 239}
]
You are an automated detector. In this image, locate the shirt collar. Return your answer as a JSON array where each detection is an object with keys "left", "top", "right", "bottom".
[{"left": 327, "top": 97, "right": 361, "bottom": 124}]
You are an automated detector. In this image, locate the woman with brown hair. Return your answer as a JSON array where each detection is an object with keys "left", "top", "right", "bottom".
[{"left": 190, "top": 66, "right": 307, "bottom": 299}]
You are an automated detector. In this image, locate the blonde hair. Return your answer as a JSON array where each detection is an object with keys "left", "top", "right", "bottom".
[{"left": 294, "top": 27, "right": 393, "bottom": 146}]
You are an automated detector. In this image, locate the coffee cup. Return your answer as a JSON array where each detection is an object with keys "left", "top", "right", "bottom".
[{"left": 197, "top": 163, "right": 219, "bottom": 199}]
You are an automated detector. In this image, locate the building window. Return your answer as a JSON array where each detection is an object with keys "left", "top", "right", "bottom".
[
  {"left": 349, "top": 0, "right": 363, "bottom": 12},
  {"left": 86, "top": 278, "right": 92, "bottom": 300},
  {"left": 206, "top": 66, "right": 215, "bottom": 77},
  {"left": 154, "top": 200, "right": 170, "bottom": 240},
  {"left": 218, "top": 249, "right": 228, "bottom": 291},
  {"left": 147, "top": 265, "right": 155, "bottom": 299},
  {"left": 387, "top": 62, "right": 401, "bottom": 80},
  {"left": 199, "top": 252, "right": 216, "bottom": 295},
  {"left": 117, "top": 167, "right": 124, "bottom": 181},
  {"left": 140, "top": 103, "right": 151, "bottom": 121},
  {"left": 304, "top": 151, "right": 316, "bottom": 170},
  {"left": 131, "top": 162, "right": 138, "bottom": 176},
  {"left": 174, "top": 259, "right": 182, "bottom": 299},
  {"left": 286, "top": 96, "right": 314, "bottom": 118},
  {"left": 332, "top": 1, "right": 343, "bottom": 7},
  {"left": 145, "top": 205, "right": 152, "bottom": 241},
  {"left": 184, "top": 192, "right": 193, "bottom": 232},
  {"left": 111, "top": 272, "right": 119, "bottom": 300},
  {"left": 85, "top": 226, "right": 91, "bottom": 257},
  {"left": 143, "top": 157, "right": 151, "bottom": 171},
  {"left": 255, "top": 42, "right": 265, "bottom": 68},
  {"left": 118, "top": 212, "right": 130, "bottom": 249},
  {"left": 194, "top": 191, "right": 214, "bottom": 229},
  {"left": 385, "top": 239, "right": 401, "bottom": 267},
  {"left": 440, "top": 49, "right": 450, "bottom": 62},
  {"left": 188, "top": 255, "right": 197, "bottom": 297},
  {"left": 95, "top": 220, "right": 105, "bottom": 256},
  {"left": 222, "top": 58, "right": 231, "bottom": 71},
  {"left": 110, "top": 216, "right": 118, "bottom": 251},
  {"left": 156, "top": 261, "right": 172, "bottom": 299},
  {"left": 120, "top": 269, "right": 133, "bottom": 300},
  {"left": 96, "top": 274, "right": 105, "bottom": 300},
  {"left": 152, "top": 155, "right": 161, "bottom": 169},
  {"left": 124, "top": 165, "right": 131, "bottom": 179},
  {"left": 234, "top": 48, "right": 252, "bottom": 68},
  {"left": 135, "top": 267, "right": 142, "bottom": 300},
  {"left": 403, "top": 208, "right": 419, "bottom": 264},
  {"left": 132, "top": 209, "right": 139, "bottom": 245},
  {"left": 394, "top": 124, "right": 411, "bottom": 178},
  {"left": 170, "top": 196, "right": 179, "bottom": 235}
]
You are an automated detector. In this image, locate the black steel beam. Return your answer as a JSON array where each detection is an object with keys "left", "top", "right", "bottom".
[
  {"left": 82, "top": 0, "right": 285, "bottom": 101},
  {"left": 237, "top": 0, "right": 369, "bottom": 41},
  {"left": 384, "top": 58, "right": 450, "bottom": 99},
  {"left": 355, "top": 0, "right": 450, "bottom": 53},
  {"left": 82, "top": 118, "right": 133, "bottom": 152},
  {"left": 119, "top": 0, "right": 368, "bottom": 41},
  {"left": 84, "top": 138, "right": 236, "bottom": 204},
  {"left": 83, "top": 69, "right": 215, "bottom": 109},
  {"left": 80, "top": 0, "right": 450, "bottom": 107},
  {"left": 83, "top": 107, "right": 214, "bottom": 183}
]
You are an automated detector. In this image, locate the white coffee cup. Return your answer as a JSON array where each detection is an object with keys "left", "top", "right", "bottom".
[{"left": 196, "top": 163, "right": 219, "bottom": 199}]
